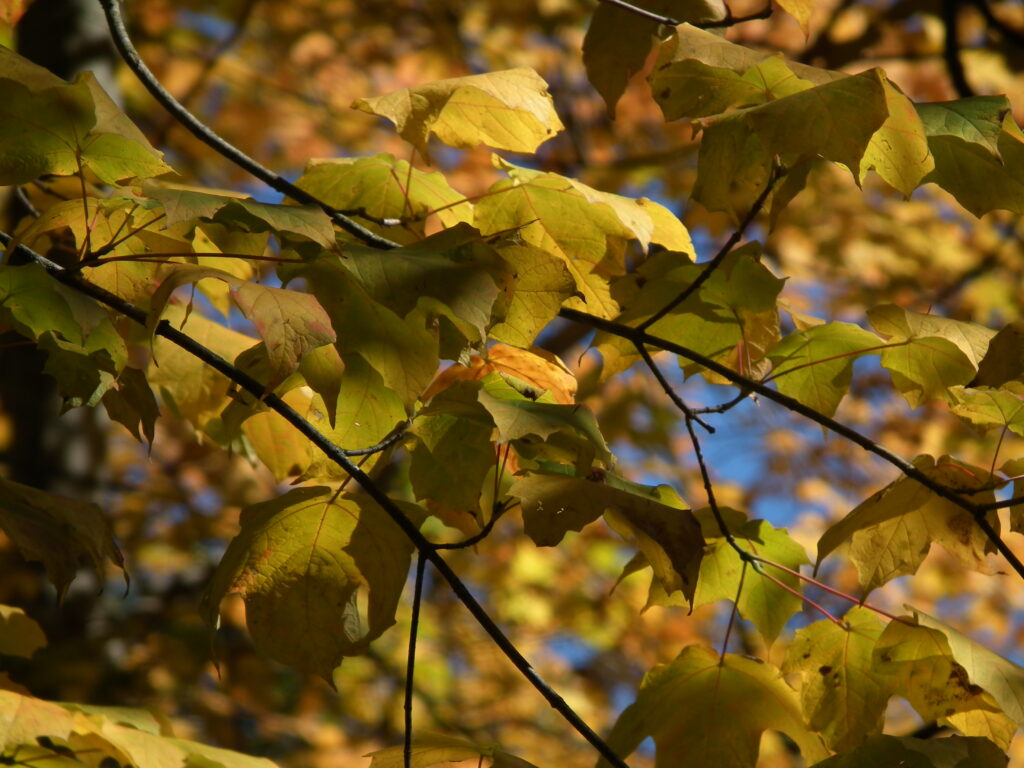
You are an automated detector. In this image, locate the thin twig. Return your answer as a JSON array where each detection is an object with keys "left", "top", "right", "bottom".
[
  {"left": 404, "top": 552, "right": 427, "bottom": 768},
  {"left": 97, "top": 0, "right": 400, "bottom": 251},
  {"left": 941, "top": 0, "right": 975, "bottom": 98},
  {"left": 432, "top": 502, "right": 511, "bottom": 550},
  {"left": 558, "top": 306, "right": 1024, "bottom": 581},
  {"left": 0, "top": 232, "right": 632, "bottom": 768},
  {"left": 637, "top": 167, "right": 782, "bottom": 333},
  {"left": 719, "top": 560, "right": 748, "bottom": 661},
  {"left": 635, "top": 344, "right": 714, "bottom": 433},
  {"left": 596, "top": 0, "right": 680, "bottom": 26},
  {"left": 750, "top": 560, "right": 843, "bottom": 626},
  {"left": 692, "top": 388, "right": 750, "bottom": 415}
]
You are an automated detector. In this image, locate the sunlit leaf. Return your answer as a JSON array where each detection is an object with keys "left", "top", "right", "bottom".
[
  {"left": 599, "top": 646, "right": 828, "bottom": 768},
  {"left": 817, "top": 455, "right": 998, "bottom": 595},
  {"left": 353, "top": 69, "right": 563, "bottom": 158}
]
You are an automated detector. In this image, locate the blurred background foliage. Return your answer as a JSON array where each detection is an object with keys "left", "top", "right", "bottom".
[{"left": 2, "top": 0, "right": 1024, "bottom": 765}]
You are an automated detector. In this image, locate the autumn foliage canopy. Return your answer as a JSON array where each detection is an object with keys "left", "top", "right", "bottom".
[{"left": 3, "top": 0, "right": 1024, "bottom": 766}]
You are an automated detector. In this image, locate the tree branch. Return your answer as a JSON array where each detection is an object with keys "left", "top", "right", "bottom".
[
  {"left": 941, "top": 0, "right": 975, "bottom": 98},
  {"left": 0, "top": 231, "right": 631, "bottom": 768},
  {"left": 637, "top": 167, "right": 782, "bottom": 333},
  {"left": 404, "top": 552, "right": 427, "bottom": 768},
  {"left": 97, "top": 0, "right": 400, "bottom": 251},
  {"left": 558, "top": 306, "right": 1024, "bottom": 581}
]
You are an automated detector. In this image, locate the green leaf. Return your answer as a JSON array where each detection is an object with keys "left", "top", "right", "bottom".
[
  {"left": 202, "top": 486, "right": 424, "bottom": 682},
  {"left": 920, "top": 107, "right": 1024, "bottom": 216},
  {"left": 783, "top": 606, "right": 892, "bottom": 750},
  {"left": 917, "top": 96, "right": 1010, "bottom": 159},
  {"left": 869, "top": 304, "right": 995, "bottom": 407},
  {"left": 337, "top": 225, "right": 501, "bottom": 347},
  {"left": 352, "top": 68, "right": 564, "bottom": 158},
  {"left": 813, "top": 734, "right": 1007, "bottom": 768},
  {"left": 597, "top": 246, "right": 784, "bottom": 380},
  {"left": 146, "top": 184, "right": 335, "bottom": 247},
  {"left": 599, "top": 647, "right": 828, "bottom": 768},
  {"left": 0, "top": 605, "right": 46, "bottom": 659},
  {"left": 287, "top": 254, "right": 439, "bottom": 407},
  {"left": 768, "top": 322, "right": 883, "bottom": 418},
  {"left": 0, "top": 263, "right": 88, "bottom": 343},
  {"left": 297, "top": 343, "right": 345, "bottom": 427},
  {"left": 409, "top": 383, "right": 497, "bottom": 514},
  {"left": 817, "top": 455, "right": 998, "bottom": 595},
  {"left": 950, "top": 382, "right": 1024, "bottom": 436},
  {"left": 477, "top": 373, "right": 610, "bottom": 461},
  {"left": 0, "top": 477, "right": 124, "bottom": 599},
  {"left": 651, "top": 55, "right": 813, "bottom": 122},
  {"left": 674, "top": 511, "right": 809, "bottom": 643},
  {"left": 509, "top": 468, "right": 702, "bottom": 605},
  {"left": 295, "top": 153, "right": 472, "bottom": 245},
  {"left": 0, "top": 78, "right": 94, "bottom": 184}
]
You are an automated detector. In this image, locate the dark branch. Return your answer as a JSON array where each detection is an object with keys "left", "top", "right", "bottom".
[
  {"left": 404, "top": 552, "right": 427, "bottom": 768},
  {"left": 637, "top": 167, "right": 782, "bottom": 333},
  {"left": 1, "top": 231, "right": 631, "bottom": 768},
  {"left": 634, "top": 343, "right": 714, "bottom": 433},
  {"left": 596, "top": 0, "right": 680, "bottom": 26},
  {"left": 97, "top": 0, "right": 400, "bottom": 251},
  {"left": 941, "top": 0, "right": 975, "bottom": 98},
  {"left": 558, "top": 306, "right": 1024, "bottom": 582}
]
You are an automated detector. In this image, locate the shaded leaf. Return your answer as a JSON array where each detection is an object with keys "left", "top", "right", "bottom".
[
  {"left": 0, "top": 606, "right": 46, "bottom": 659},
  {"left": 813, "top": 734, "right": 1006, "bottom": 768},
  {"left": 509, "top": 468, "right": 702, "bottom": 605},
  {"left": 146, "top": 184, "right": 335, "bottom": 247},
  {"left": 353, "top": 69, "right": 563, "bottom": 158},
  {"left": 367, "top": 733, "right": 539, "bottom": 768},
  {"left": 0, "top": 477, "right": 124, "bottom": 599},
  {"left": 971, "top": 320, "right": 1024, "bottom": 387},
  {"left": 599, "top": 647, "right": 828, "bottom": 768},
  {"left": 584, "top": 0, "right": 726, "bottom": 115},
  {"left": 202, "top": 487, "right": 423, "bottom": 682},
  {"left": 916, "top": 609, "right": 1024, "bottom": 727}
]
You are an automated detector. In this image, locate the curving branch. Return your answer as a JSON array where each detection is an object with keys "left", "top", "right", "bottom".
[
  {"left": 0, "top": 231, "right": 632, "bottom": 768},
  {"left": 97, "top": 0, "right": 400, "bottom": 251},
  {"left": 558, "top": 306, "right": 1024, "bottom": 581},
  {"left": 637, "top": 167, "right": 783, "bottom": 333},
  {"left": 941, "top": 0, "right": 975, "bottom": 98}
]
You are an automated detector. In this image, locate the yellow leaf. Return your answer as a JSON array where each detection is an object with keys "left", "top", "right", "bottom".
[{"left": 353, "top": 69, "right": 563, "bottom": 158}]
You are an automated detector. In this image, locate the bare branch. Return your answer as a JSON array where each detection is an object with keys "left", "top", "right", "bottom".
[
  {"left": 558, "top": 306, "right": 1024, "bottom": 582},
  {"left": 97, "top": 0, "right": 400, "bottom": 251},
  {"left": 637, "top": 166, "right": 783, "bottom": 333},
  {"left": 1, "top": 230, "right": 632, "bottom": 768}
]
